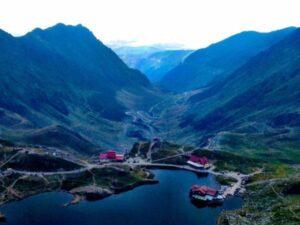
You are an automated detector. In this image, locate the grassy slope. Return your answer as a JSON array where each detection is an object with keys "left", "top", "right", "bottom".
[
  {"left": 218, "top": 172, "right": 300, "bottom": 225},
  {"left": 0, "top": 142, "right": 153, "bottom": 204},
  {"left": 0, "top": 144, "right": 81, "bottom": 172},
  {"left": 161, "top": 28, "right": 295, "bottom": 92},
  {"left": 0, "top": 24, "right": 161, "bottom": 151},
  {"left": 155, "top": 29, "right": 300, "bottom": 164}
]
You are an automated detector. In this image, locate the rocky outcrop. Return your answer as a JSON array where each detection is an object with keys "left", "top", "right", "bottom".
[{"left": 70, "top": 185, "right": 113, "bottom": 200}]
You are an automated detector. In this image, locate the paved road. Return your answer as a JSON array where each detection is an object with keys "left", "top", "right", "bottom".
[
  {"left": 122, "top": 162, "right": 208, "bottom": 175},
  {"left": 7, "top": 164, "right": 105, "bottom": 176},
  {"left": 151, "top": 149, "right": 191, "bottom": 163},
  {"left": 3, "top": 147, "right": 262, "bottom": 198}
]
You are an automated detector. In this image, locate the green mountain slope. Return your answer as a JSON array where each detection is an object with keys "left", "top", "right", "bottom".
[
  {"left": 159, "top": 29, "right": 300, "bottom": 163},
  {"left": 0, "top": 24, "right": 161, "bottom": 152},
  {"left": 160, "top": 27, "right": 296, "bottom": 92}
]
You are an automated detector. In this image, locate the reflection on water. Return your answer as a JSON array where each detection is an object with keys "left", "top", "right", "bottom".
[{"left": 0, "top": 170, "right": 242, "bottom": 225}]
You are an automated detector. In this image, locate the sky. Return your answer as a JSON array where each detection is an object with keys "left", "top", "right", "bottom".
[{"left": 0, "top": 0, "right": 299, "bottom": 49}]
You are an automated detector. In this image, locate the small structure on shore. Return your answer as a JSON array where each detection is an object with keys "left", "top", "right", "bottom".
[
  {"left": 189, "top": 185, "right": 224, "bottom": 205},
  {"left": 187, "top": 155, "right": 210, "bottom": 169},
  {"left": 99, "top": 150, "right": 124, "bottom": 162}
]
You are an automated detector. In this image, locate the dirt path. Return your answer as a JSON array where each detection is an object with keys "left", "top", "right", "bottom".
[{"left": 207, "top": 166, "right": 262, "bottom": 197}]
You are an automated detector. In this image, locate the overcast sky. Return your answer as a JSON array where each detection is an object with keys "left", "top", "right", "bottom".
[{"left": 1, "top": 0, "right": 299, "bottom": 48}]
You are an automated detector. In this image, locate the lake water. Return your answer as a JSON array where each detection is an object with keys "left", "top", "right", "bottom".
[{"left": 0, "top": 170, "right": 242, "bottom": 225}]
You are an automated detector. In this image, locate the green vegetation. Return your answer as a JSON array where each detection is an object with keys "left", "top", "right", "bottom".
[
  {"left": 161, "top": 28, "right": 295, "bottom": 92},
  {"left": 0, "top": 164, "right": 153, "bottom": 204},
  {"left": 61, "top": 166, "right": 150, "bottom": 191},
  {"left": 217, "top": 130, "right": 300, "bottom": 164},
  {"left": 0, "top": 145, "right": 81, "bottom": 172},
  {"left": 0, "top": 23, "right": 161, "bottom": 151},
  {"left": 248, "top": 163, "right": 296, "bottom": 183},
  {"left": 218, "top": 174, "right": 300, "bottom": 225},
  {"left": 151, "top": 141, "right": 191, "bottom": 164},
  {"left": 23, "top": 125, "right": 102, "bottom": 155},
  {"left": 129, "top": 142, "right": 151, "bottom": 158},
  {"left": 216, "top": 175, "right": 237, "bottom": 185},
  {"left": 130, "top": 141, "right": 193, "bottom": 164},
  {"left": 193, "top": 149, "right": 263, "bottom": 174}
]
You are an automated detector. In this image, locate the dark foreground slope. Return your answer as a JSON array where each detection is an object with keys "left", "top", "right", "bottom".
[
  {"left": 159, "top": 29, "right": 300, "bottom": 163},
  {"left": 161, "top": 27, "right": 296, "bottom": 92},
  {"left": 0, "top": 24, "right": 161, "bottom": 152}
]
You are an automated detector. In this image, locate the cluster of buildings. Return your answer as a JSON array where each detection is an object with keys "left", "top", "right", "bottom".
[
  {"left": 187, "top": 155, "right": 210, "bottom": 169},
  {"left": 99, "top": 150, "right": 125, "bottom": 162}
]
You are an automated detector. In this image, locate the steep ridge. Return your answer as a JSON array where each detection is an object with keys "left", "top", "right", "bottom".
[
  {"left": 160, "top": 27, "right": 296, "bottom": 92},
  {"left": 0, "top": 24, "right": 161, "bottom": 152},
  {"left": 176, "top": 29, "right": 300, "bottom": 162}
]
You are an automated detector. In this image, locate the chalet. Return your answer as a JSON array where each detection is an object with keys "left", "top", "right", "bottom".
[
  {"left": 187, "top": 155, "right": 210, "bottom": 169},
  {"left": 99, "top": 150, "right": 124, "bottom": 162},
  {"left": 189, "top": 185, "right": 224, "bottom": 204},
  {"left": 190, "top": 185, "right": 217, "bottom": 197}
]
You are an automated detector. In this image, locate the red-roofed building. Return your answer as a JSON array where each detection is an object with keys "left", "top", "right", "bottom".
[
  {"left": 189, "top": 155, "right": 209, "bottom": 165},
  {"left": 115, "top": 154, "right": 125, "bottom": 161},
  {"left": 190, "top": 185, "right": 218, "bottom": 196},
  {"left": 99, "top": 153, "right": 108, "bottom": 160},
  {"left": 187, "top": 155, "right": 210, "bottom": 169},
  {"left": 99, "top": 150, "right": 125, "bottom": 162},
  {"left": 107, "top": 150, "right": 116, "bottom": 159}
]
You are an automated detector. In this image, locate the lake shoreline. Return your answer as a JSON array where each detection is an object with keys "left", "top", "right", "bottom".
[{"left": 0, "top": 170, "right": 244, "bottom": 225}]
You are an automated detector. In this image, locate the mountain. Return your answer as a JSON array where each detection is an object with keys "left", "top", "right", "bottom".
[
  {"left": 0, "top": 23, "right": 161, "bottom": 152},
  {"left": 22, "top": 125, "right": 100, "bottom": 154},
  {"left": 158, "top": 28, "right": 300, "bottom": 163},
  {"left": 134, "top": 50, "right": 192, "bottom": 82},
  {"left": 109, "top": 45, "right": 163, "bottom": 69},
  {"left": 160, "top": 27, "right": 296, "bottom": 92},
  {"left": 111, "top": 45, "right": 193, "bottom": 82}
]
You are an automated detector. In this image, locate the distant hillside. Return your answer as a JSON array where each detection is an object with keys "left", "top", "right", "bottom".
[
  {"left": 135, "top": 50, "right": 192, "bottom": 82},
  {"left": 158, "top": 29, "right": 300, "bottom": 163},
  {"left": 160, "top": 27, "right": 296, "bottom": 92},
  {"left": 111, "top": 45, "right": 193, "bottom": 82},
  {"left": 0, "top": 24, "right": 161, "bottom": 152},
  {"left": 110, "top": 45, "right": 163, "bottom": 69}
]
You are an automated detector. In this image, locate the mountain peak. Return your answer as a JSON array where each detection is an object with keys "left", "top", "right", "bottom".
[
  {"left": 0, "top": 29, "right": 13, "bottom": 39},
  {"left": 48, "top": 23, "right": 91, "bottom": 32},
  {"left": 25, "top": 23, "right": 99, "bottom": 43}
]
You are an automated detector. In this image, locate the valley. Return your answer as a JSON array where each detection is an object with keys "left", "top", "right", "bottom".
[{"left": 0, "top": 22, "right": 299, "bottom": 225}]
